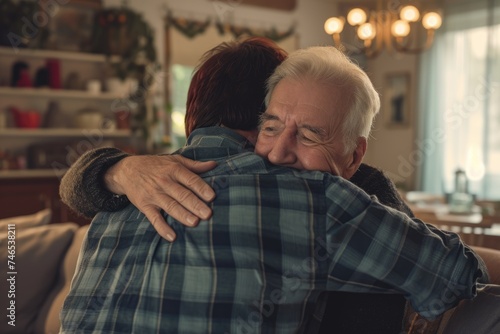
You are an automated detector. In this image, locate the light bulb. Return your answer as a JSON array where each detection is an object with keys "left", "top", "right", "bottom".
[
  {"left": 357, "top": 22, "right": 376, "bottom": 40},
  {"left": 391, "top": 20, "right": 410, "bottom": 37},
  {"left": 422, "top": 12, "right": 442, "bottom": 30},
  {"left": 347, "top": 8, "right": 367, "bottom": 26},
  {"left": 324, "top": 17, "right": 344, "bottom": 34},
  {"left": 400, "top": 5, "right": 420, "bottom": 22}
]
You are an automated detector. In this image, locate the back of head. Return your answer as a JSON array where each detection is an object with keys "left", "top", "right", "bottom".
[
  {"left": 185, "top": 37, "right": 287, "bottom": 136},
  {"left": 265, "top": 46, "right": 380, "bottom": 153}
]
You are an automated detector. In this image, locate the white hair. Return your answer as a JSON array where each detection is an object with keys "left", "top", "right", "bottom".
[{"left": 265, "top": 46, "right": 380, "bottom": 153}]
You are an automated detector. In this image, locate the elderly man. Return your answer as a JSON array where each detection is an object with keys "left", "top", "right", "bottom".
[{"left": 60, "top": 45, "right": 489, "bottom": 333}]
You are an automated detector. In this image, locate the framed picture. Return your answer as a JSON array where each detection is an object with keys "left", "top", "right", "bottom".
[
  {"left": 383, "top": 72, "right": 411, "bottom": 128},
  {"left": 44, "top": 0, "right": 102, "bottom": 52}
]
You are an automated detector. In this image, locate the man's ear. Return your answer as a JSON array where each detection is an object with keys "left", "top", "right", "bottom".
[{"left": 343, "top": 137, "right": 367, "bottom": 179}]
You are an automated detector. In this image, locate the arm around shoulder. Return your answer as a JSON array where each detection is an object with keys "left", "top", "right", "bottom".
[
  {"left": 324, "top": 180, "right": 488, "bottom": 320},
  {"left": 59, "top": 147, "right": 131, "bottom": 218}
]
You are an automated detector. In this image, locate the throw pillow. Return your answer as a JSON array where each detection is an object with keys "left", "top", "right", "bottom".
[
  {"left": 0, "top": 209, "right": 52, "bottom": 233},
  {"left": 35, "top": 224, "right": 90, "bottom": 334},
  {"left": 0, "top": 223, "right": 78, "bottom": 334}
]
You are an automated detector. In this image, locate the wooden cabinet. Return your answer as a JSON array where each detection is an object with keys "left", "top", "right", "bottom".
[{"left": 0, "top": 175, "right": 90, "bottom": 225}]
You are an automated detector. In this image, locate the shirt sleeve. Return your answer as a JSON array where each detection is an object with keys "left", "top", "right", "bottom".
[
  {"left": 323, "top": 177, "right": 488, "bottom": 320},
  {"left": 59, "top": 147, "right": 131, "bottom": 218}
]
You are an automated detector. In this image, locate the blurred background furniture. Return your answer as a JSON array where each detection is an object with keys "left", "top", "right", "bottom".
[
  {"left": 404, "top": 191, "right": 500, "bottom": 250},
  {"left": 0, "top": 209, "right": 89, "bottom": 334}
]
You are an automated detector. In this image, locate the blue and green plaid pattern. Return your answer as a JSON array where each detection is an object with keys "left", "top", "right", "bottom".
[{"left": 60, "top": 127, "right": 485, "bottom": 333}]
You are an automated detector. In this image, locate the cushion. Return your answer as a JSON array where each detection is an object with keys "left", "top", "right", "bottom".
[
  {"left": 471, "top": 246, "right": 500, "bottom": 285},
  {"left": 35, "top": 224, "right": 89, "bottom": 334},
  {"left": 0, "top": 209, "right": 52, "bottom": 233},
  {"left": 443, "top": 285, "right": 500, "bottom": 334},
  {"left": 0, "top": 223, "right": 78, "bottom": 334}
]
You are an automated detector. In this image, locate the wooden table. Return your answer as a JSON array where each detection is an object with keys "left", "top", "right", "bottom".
[{"left": 409, "top": 203, "right": 497, "bottom": 246}]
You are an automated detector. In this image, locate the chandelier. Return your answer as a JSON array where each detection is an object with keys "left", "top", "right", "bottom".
[{"left": 324, "top": 1, "right": 443, "bottom": 57}]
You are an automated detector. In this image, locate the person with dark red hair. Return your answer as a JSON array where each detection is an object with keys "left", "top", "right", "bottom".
[{"left": 185, "top": 37, "right": 286, "bottom": 137}]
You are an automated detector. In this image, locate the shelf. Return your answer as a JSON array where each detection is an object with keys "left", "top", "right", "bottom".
[
  {"left": 0, "top": 46, "right": 140, "bottom": 182},
  {"left": 0, "top": 87, "right": 124, "bottom": 100},
  {"left": 0, "top": 128, "right": 131, "bottom": 138},
  {"left": 0, "top": 169, "right": 67, "bottom": 179},
  {"left": 0, "top": 46, "right": 120, "bottom": 63}
]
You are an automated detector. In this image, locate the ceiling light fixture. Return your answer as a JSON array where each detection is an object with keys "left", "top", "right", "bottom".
[{"left": 324, "top": 1, "right": 442, "bottom": 57}]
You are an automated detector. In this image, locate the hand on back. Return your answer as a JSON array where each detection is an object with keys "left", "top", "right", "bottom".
[{"left": 106, "top": 155, "right": 217, "bottom": 241}]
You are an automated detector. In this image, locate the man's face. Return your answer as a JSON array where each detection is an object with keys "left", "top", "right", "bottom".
[{"left": 255, "top": 77, "right": 360, "bottom": 178}]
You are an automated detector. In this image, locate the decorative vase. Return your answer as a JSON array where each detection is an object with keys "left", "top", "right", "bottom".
[{"left": 106, "top": 77, "right": 138, "bottom": 96}]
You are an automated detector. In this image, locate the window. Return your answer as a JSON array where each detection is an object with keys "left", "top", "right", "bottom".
[
  {"left": 170, "top": 64, "right": 194, "bottom": 149},
  {"left": 418, "top": 0, "right": 500, "bottom": 199}
]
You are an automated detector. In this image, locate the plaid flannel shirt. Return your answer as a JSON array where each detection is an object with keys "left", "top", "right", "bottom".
[{"left": 60, "top": 127, "right": 485, "bottom": 334}]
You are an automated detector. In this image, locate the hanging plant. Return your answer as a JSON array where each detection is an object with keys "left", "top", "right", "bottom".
[
  {"left": 263, "top": 25, "right": 296, "bottom": 42},
  {"left": 91, "top": 6, "right": 157, "bottom": 80},
  {"left": 129, "top": 62, "right": 162, "bottom": 141},
  {"left": 166, "top": 12, "right": 211, "bottom": 39},
  {"left": 214, "top": 20, "right": 296, "bottom": 42},
  {"left": 90, "top": 5, "right": 160, "bottom": 145}
]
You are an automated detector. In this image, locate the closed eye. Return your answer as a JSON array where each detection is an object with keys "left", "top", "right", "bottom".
[
  {"left": 298, "top": 128, "right": 323, "bottom": 145},
  {"left": 260, "top": 119, "right": 282, "bottom": 135}
]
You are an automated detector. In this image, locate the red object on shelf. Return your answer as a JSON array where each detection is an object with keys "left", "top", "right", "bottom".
[
  {"left": 16, "top": 69, "right": 32, "bottom": 87},
  {"left": 114, "top": 110, "right": 131, "bottom": 129},
  {"left": 46, "top": 58, "right": 61, "bottom": 89},
  {"left": 9, "top": 107, "right": 41, "bottom": 128}
]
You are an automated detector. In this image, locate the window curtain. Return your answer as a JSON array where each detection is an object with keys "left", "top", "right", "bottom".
[{"left": 417, "top": 0, "right": 500, "bottom": 199}]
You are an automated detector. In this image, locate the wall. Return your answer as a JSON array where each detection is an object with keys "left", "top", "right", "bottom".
[
  {"left": 363, "top": 52, "right": 419, "bottom": 190},
  {"left": 103, "top": 0, "right": 339, "bottom": 67},
  {"left": 362, "top": 0, "right": 481, "bottom": 190}
]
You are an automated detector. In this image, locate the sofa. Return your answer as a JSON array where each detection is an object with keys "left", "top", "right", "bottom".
[
  {"left": 1, "top": 209, "right": 499, "bottom": 334},
  {"left": 0, "top": 209, "right": 89, "bottom": 334}
]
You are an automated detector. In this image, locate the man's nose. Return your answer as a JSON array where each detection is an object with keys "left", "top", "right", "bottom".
[{"left": 267, "top": 130, "right": 297, "bottom": 166}]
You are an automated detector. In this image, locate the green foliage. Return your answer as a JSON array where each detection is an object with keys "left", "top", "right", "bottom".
[
  {"left": 92, "top": 6, "right": 157, "bottom": 80},
  {"left": 90, "top": 6, "right": 160, "bottom": 143}
]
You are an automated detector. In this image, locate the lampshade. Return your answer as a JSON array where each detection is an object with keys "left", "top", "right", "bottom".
[
  {"left": 400, "top": 6, "right": 420, "bottom": 22},
  {"left": 347, "top": 8, "right": 367, "bottom": 26},
  {"left": 323, "top": 1, "right": 443, "bottom": 57},
  {"left": 324, "top": 17, "right": 344, "bottom": 34},
  {"left": 422, "top": 12, "right": 442, "bottom": 30},
  {"left": 392, "top": 20, "right": 410, "bottom": 37},
  {"left": 358, "top": 22, "right": 376, "bottom": 40}
]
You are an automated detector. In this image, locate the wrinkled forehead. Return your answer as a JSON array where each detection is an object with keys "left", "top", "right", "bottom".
[{"left": 268, "top": 77, "right": 350, "bottom": 136}]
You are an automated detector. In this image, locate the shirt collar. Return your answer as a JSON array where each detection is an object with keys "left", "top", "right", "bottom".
[{"left": 178, "top": 127, "right": 255, "bottom": 161}]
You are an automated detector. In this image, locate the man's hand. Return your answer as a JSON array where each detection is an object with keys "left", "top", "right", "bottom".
[{"left": 105, "top": 155, "right": 217, "bottom": 241}]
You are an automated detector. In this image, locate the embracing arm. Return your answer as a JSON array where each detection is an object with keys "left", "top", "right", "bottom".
[
  {"left": 324, "top": 179, "right": 488, "bottom": 319},
  {"left": 349, "top": 163, "right": 490, "bottom": 283},
  {"left": 60, "top": 147, "right": 131, "bottom": 218},
  {"left": 349, "top": 164, "right": 500, "bottom": 284},
  {"left": 60, "top": 147, "right": 217, "bottom": 241}
]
